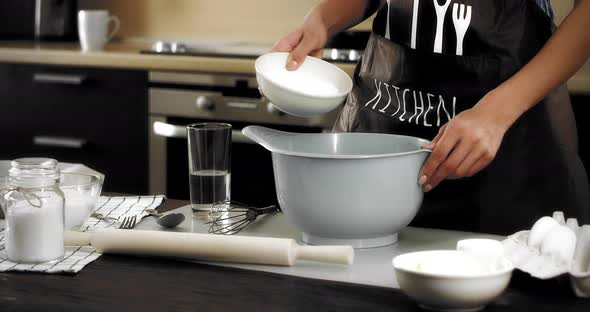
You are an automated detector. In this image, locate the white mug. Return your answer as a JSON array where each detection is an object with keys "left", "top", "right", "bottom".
[{"left": 78, "top": 10, "right": 120, "bottom": 52}]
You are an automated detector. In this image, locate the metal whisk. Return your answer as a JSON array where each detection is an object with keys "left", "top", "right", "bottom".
[{"left": 205, "top": 200, "right": 281, "bottom": 235}]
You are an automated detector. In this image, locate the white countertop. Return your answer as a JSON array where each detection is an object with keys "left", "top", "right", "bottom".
[{"left": 135, "top": 205, "right": 504, "bottom": 289}]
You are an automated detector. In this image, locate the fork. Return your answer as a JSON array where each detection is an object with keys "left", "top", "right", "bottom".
[
  {"left": 452, "top": 3, "right": 472, "bottom": 56},
  {"left": 118, "top": 215, "right": 138, "bottom": 229},
  {"left": 118, "top": 209, "right": 160, "bottom": 229}
]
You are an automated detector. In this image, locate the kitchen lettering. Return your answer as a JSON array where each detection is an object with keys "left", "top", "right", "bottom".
[{"left": 364, "top": 78, "right": 457, "bottom": 127}]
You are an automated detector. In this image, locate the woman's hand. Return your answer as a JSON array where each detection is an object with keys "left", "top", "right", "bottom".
[
  {"left": 417, "top": 0, "right": 590, "bottom": 192},
  {"left": 418, "top": 90, "right": 514, "bottom": 192},
  {"left": 271, "top": 10, "right": 328, "bottom": 71},
  {"left": 271, "top": 0, "right": 379, "bottom": 71}
]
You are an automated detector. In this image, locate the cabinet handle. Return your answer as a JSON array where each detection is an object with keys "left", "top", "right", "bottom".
[
  {"left": 33, "top": 73, "right": 87, "bottom": 85},
  {"left": 33, "top": 136, "right": 87, "bottom": 149},
  {"left": 152, "top": 121, "right": 253, "bottom": 144}
]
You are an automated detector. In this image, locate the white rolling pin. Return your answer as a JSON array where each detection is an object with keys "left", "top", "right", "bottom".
[{"left": 65, "top": 230, "right": 354, "bottom": 266}]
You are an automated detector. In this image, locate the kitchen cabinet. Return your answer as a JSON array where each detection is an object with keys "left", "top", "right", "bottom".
[{"left": 0, "top": 63, "right": 148, "bottom": 194}]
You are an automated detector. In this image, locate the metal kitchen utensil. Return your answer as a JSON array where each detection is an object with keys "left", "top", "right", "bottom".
[
  {"left": 90, "top": 212, "right": 118, "bottom": 222},
  {"left": 205, "top": 200, "right": 281, "bottom": 235},
  {"left": 119, "top": 215, "right": 138, "bottom": 229},
  {"left": 144, "top": 208, "right": 185, "bottom": 228}
]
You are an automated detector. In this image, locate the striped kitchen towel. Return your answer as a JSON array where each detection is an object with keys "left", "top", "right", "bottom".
[{"left": 0, "top": 195, "right": 165, "bottom": 274}]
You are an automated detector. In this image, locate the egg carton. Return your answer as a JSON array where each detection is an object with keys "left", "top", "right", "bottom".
[{"left": 502, "top": 211, "right": 590, "bottom": 298}]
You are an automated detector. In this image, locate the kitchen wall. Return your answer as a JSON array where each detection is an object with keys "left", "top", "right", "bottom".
[
  {"left": 79, "top": 0, "right": 573, "bottom": 43},
  {"left": 78, "top": 0, "right": 372, "bottom": 44},
  {"left": 553, "top": 0, "right": 573, "bottom": 23},
  {"left": 78, "top": 0, "right": 586, "bottom": 84}
]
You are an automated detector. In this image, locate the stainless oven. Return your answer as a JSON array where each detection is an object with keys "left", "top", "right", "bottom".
[{"left": 148, "top": 71, "right": 338, "bottom": 206}]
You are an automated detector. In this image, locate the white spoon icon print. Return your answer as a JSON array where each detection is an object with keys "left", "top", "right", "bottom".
[{"left": 433, "top": 0, "right": 451, "bottom": 54}]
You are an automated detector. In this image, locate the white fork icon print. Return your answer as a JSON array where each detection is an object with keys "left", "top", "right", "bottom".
[{"left": 452, "top": 3, "right": 472, "bottom": 56}]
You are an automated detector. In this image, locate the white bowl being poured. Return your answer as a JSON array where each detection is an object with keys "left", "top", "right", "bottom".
[{"left": 255, "top": 52, "right": 353, "bottom": 117}]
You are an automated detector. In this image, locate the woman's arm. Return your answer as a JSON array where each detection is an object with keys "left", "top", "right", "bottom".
[
  {"left": 272, "top": 0, "right": 381, "bottom": 70},
  {"left": 488, "top": 0, "right": 590, "bottom": 127},
  {"left": 419, "top": 0, "right": 590, "bottom": 191},
  {"left": 315, "top": 0, "right": 381, "bottom": 36}
]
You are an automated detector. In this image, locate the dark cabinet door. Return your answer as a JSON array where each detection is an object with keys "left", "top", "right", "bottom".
[{"left": 0, "top": 63, "right": 148, "bottom": 194}]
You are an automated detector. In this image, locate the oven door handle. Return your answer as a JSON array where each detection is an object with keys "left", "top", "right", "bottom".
[
  {"left": 152, "top": 121, "right": 254, "bottom": 144},
  {"left": 33, "top": 73, "right": 87, "bottom": 85}
]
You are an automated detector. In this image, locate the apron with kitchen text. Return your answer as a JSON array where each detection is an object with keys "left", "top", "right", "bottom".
[{"left": 334, "top": 0, "right": 590, "bottom": 234}]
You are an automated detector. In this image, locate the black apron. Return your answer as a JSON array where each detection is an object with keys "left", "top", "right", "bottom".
[{"left": 334, "top": 0, "right": 590, "bottom": 234}]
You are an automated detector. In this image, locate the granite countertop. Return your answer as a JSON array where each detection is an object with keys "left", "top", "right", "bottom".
[{"left": 0, "top": 40, "right": 587, "bottom": 93}]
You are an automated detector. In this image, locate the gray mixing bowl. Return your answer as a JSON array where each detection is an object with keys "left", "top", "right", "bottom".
[{"left": 243, "top": 126, "right": 431, "bottom": 248}]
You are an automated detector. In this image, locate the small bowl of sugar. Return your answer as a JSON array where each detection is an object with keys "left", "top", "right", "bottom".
[
  {"left": 60, "top": 172, "right": 104, "bottom": 229},
  {"left": 255, "top": 52, "right": 353, "bottom": 117}
]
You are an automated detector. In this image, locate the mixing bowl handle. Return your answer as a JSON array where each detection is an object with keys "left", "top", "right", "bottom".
[
  {"left": 242, "top": 126, "right": 296, "bottom": 153},
  {"left": 417, "top": 139, "right": 433, "bottom": 154}
]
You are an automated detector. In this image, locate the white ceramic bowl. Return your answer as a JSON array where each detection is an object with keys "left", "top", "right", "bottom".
[
  {"left": 393, "top": 250, "right": 514, "bottom": 312},
  {"left": 255, "top": 52, "right": 353, "bottom": 117}
]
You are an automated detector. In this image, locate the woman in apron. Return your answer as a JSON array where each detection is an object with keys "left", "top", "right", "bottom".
[{"left": 273, "top": 0, "right": 590, "bottom": 234}]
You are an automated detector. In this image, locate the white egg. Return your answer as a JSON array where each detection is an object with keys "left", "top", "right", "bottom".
[
  {"left": 552, "top": 211, "right": 566, "bottom": 225},
  {"left": 528, "top": 216, "right": 560, "bottom": 249},
  {"left": 566, "top": 218, "right": 580, "bottom": 235},
  {"left": 540, "top": 225, "right": 577, "bottom": 265}
]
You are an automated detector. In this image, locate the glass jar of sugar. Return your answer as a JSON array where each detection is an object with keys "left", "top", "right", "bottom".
[{"left": 2, "top": 158, "right": 65, "bottom": 263}]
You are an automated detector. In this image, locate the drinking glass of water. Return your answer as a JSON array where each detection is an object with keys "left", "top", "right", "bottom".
[{"left": 187, "top": 123, "right": 232, "bottom": 212}]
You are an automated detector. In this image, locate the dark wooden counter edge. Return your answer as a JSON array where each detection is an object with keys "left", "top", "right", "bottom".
[{"left": 0, "top": 195, "right": 588, "bottom": 311}]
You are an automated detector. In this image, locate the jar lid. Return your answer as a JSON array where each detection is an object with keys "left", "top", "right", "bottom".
[
  {"left": 9, "top": 158, "right": 60, "bottom": 186},
  {"left": 11, "top": 158, "right": 58, "bottom": 170}
]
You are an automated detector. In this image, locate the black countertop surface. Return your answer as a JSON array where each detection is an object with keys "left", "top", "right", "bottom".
[{"left": 0, "top": 198, "right": 588, "bottom": 311}]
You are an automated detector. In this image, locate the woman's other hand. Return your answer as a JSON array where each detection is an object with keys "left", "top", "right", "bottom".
[
  {"left": 418, "top": 0, "right": 590, "bottom": 192},
  {"left": 418, "top": 90, "right": 514, "bottom": 192},
  {"left": 271, "top": 10, "right": 328, "bottom": 71}
]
